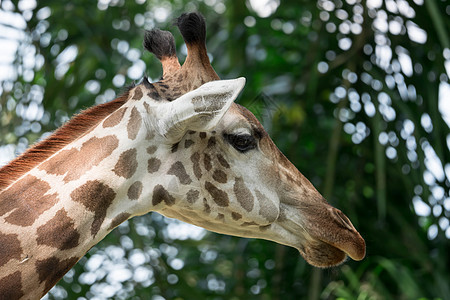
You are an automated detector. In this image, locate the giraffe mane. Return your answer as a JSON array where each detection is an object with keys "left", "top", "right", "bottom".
[
  {"left": 0, "top": 90, "right": 131, "bottom": 191},
  {"left": 1, "top": 11, "right": 215, "bottom": 191}
]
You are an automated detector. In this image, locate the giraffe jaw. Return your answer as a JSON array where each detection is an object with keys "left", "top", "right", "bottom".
[{"left": 159, "top": 204, "right": 364, "bottom": 268}]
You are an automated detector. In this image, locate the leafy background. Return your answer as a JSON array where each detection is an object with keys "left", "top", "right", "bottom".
[{"left": 0, "top": 0, "right": 449, "bottom": 299}]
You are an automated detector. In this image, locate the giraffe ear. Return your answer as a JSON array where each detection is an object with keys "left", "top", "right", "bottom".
[{"left": 154, "top": 77, "right": 246, "bottom": 141}]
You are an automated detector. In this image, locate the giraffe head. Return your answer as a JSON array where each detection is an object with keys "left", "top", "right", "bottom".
[{"left": 131, "top": 12, "right": 365, "bottom": 267}]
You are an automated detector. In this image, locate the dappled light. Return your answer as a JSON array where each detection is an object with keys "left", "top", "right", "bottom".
[{"left": 1, "top": 0, "right": 449, "bottom": 299}]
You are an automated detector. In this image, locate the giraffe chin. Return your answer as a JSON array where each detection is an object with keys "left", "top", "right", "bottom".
[{"left": 299, "top": 241, "right": 348, "bottom": 268}]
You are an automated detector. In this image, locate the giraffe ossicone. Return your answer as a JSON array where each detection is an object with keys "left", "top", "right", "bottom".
[{"left": 0, "top": 12, "right": 365, "bottom": 299}]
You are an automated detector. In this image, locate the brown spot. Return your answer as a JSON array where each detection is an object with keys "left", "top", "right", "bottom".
[
  {"left": 168, "top": 161, "right": 192, "bottom": 185},
  {"left": 148, "top": 91, "right": 162, "bottom": 100},
  {"left": 216, "top": 213, "right": 224, "bottom": 221},
  {"left": 132, "top": 86, "right": 143, "bottom": 100},
  {"left": 147, "top": 145, "right": 157, "bottom": 154},
  {"left": 0, "top": 175, "right": 57, "bottom": 227},
  {"left": 203, "top": 198, "right": 211, "bottom": 213},
  {"left": 278, "top": 205, "right": 287, "bottom": 222},
  {"left": 148, "top": 157, "right": 162, "bottom": 173},
  {"left": 186, "top": 189, "right": 199, "bottom": 203},
  {"left": 171, "top": 142, "right": 179, "bottom": 153},
  {"left": 0, "top": 232, "right": 22, "bottom": 267},
  {"left": 39, "top": 135, "right": 119, "bottom": 182},
  {"left": 36, "top": 209, "right": 80, "bottom": 250},
  {"left": 103, "top": 107, "right": 127, "bottom": 128},
  {"left": 255, "top": 190, "right": 279, "bottom": 222},
  {"left": 204, "top": 153, "right": 212, "bottom": 171},
  {"left": 191, "top": 152, "right": 202, "bottom": 180},
  {"left": 234, "top": 177, "right": 254, "bottom": 212},
  {"left": 113, "top": 148, "right": 138, "bottom": 179},
  {"left": 207, "top": 137, "right": 216, "bottom": 148},
  {"left": 36, "top": 256, "right": 79, "bottom": 295},
  {"left": 71, "top": 180, "right": 116, "bottom": 236},
  {"left": 231, "top": 212, "right": 242, "bottom": 220},
  {"left": 143, "top": 102, "right": 151, "bottom": 113},
  {"left": 199, "top": 132, "right": 207, "bottom": 139},
  {"left": 152, "top": 185, "right": 175, "bottom": 206},
  {"left": 108, "top": 213, "right": 131, "bottom": 230},
  {"left": 146, "top": 130, "right": 155, "bottom": 140},
  {"left": 212, "top": 169, "right": 227, "bottom": 183},
  {"left": 241, "top": 221, "right": 259, "bottom": 226},
  {"left": 128, "top": 181, "right": 143, "bottom": 200},
  {"left": 217, "top": 154, "right": 230, "bottom": 168},
  {"left": 259, "top": 225, "right": 271, "bottom": 231},
  {"left": 0, "top": 271, "right": 24, "bottom": 299},
  {"left": 185, "top": 139, "right": 194, "bottom": 148},
  {"left": 188, "top": 130, "right": 196, "bottom": 134},
  {"left": 205, "top": 181, "right": 229, "bottom": 207},
  {"left": 127, "top": 107, "right": 142, "bottom": 140}
]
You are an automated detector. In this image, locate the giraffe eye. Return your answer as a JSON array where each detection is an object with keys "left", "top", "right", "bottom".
[{"left": 224, "top": 133, "right": 257, "bottom": 152}]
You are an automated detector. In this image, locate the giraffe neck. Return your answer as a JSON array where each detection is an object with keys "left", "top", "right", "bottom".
[{"left": 0, "top": 94, "right": 169, "bottom": 299}]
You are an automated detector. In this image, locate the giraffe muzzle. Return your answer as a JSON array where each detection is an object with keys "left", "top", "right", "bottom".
[{"left": 298, "top": 205, "right": 366, "bottom": 267}]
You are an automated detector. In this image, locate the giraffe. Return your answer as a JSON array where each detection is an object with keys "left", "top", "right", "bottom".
[{"left": 0, "top": 12, "right": 365, "bottom": 299}]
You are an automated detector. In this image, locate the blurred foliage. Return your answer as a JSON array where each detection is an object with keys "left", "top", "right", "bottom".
[{"left": 1, "top": 0, "right": 449, "bottom": 299}]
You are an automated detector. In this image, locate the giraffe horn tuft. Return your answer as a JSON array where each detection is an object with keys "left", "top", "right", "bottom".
[
  {"left": 175, "top": 12, "right": 206, "bottom": 46},
  {"left": 144, "top": 29, "right": 177, "bottom": 60},
  {"left": 144, "top": 29, "right": 181, "bottom": 77}
]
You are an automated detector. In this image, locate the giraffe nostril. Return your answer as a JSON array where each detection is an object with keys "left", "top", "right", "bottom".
[{"left": 331, "top": 208, "right": 355, "bottom": 231}]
